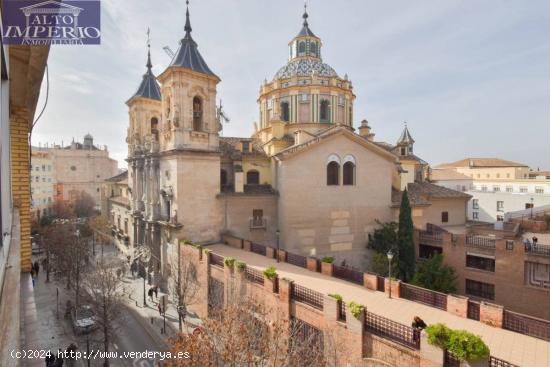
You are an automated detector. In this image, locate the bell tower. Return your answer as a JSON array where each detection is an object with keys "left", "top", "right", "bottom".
[{"left": 157, "top": 0, "right": 220, "bottom": 152}]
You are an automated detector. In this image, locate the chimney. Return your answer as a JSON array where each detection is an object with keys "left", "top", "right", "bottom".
[{"left": 358, "top": 119, "right": 375, "bottom": 141}]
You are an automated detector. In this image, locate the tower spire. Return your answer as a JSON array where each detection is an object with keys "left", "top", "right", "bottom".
[
  {"left": 146, "top": 27, "right": 152, "bottom": 70},
  {"left": 184, "top": 0, "right": 192, "bottom": 36},
  {"left": 303, "top": 0, "right": 309, "bottom": 27}
]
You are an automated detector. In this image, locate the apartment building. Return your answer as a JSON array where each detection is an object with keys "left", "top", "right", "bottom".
[
  {"left": 432, "top": 158, "right": 550, "bottom": 222},
  {"left": 100, "top": 171, "right": 133, "bottom": 255},
  {"left": 30, "top": 150, "right": 55, "bottom": 219}
]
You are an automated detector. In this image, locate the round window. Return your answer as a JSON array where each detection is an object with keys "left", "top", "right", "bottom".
[{"left": 70, "top": 166, "right": 77, "bottom": 171}]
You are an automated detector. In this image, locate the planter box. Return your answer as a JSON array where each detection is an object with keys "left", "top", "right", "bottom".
[
  {"left": 461, "top": 357, "right": 489, "bottom": 367},
  {"left": 321, "top": 262, "right": 333, "bottom": 277}
]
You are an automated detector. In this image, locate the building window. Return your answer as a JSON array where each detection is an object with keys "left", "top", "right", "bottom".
[
  {"left": 496, "top": 215, "right": 504, "bottom": 221},
  {"left": 251, "top": 209, "right": 264, "bottom": 228},
  {"left": 466, "top": 279, "right": 495, "bottom": 300},
  {"left": 319, "top": 99, "right": 330, "bottom": 122},
  {"left": 506, "top": 240, "right": 514, "bottom": 251},
  {"left": 309, "top": 42, "right": 318, "bottom": 56},
  {"left": 327, "top": 161, "right": 339, "bottom": 186},
  {"left": 220, "top": 169, "right": 227, "bottom": 186},
  {"left": 493, "top": 186, "right": 500, "bottom": 192},
  {"left": 242, "top": 141, "right": 250, "bottom": 152},
  {"left": 35, "top": 177, "right": 39, "bottom": 182},
  {"left": 70, "top": 166, "right": 76, "bottom": 171},
  {"left": 506, "top": 186, "right": 513, "bottom": 193},
  {"left": 246, "top": 170, "right": 260, "bottom": 185},
  {"left": 298, "top": 41, "right": 306, "bottom": 55},
  {"left": 300, "top": 93, "right": 310, "bottom": 102},
  {"left": 193, "top": 96, "right": 203, "bottom": 131},
  {"left": 497, "top": 201, "right": 504, "bottom": 212},
  {"left": 124, "top": 219, "right": 128, "bottom": 234},
  {"left": 472, "top": 212, "right": 479, "bottom": 220},
  {"left": 525, "top": 202, "right": 534, "bottom": 209},
  {"left": 519, "top": 186, "right": 527, "bottom": 193},
  {"left": 466, "top": 254, "right": 495, "bottom": 272},
  {"left": 151, "top": 117, "right": 159, "bottom": 141},
  {"left": 472, "top": 199, "right": 479, "bottom": 209},
  {"left": 42, "top": 165, "right": 45, "bottom": 171},
  {"left": 535, "top": 187, "right": 544, "bottom": 194},
  {"left": 419, "top": 244, "right": 443, "bottom": 259},
  {"left": 35, "top": 166, "right": 39, "bottom": 171},
  {"left": 400, "top": 147, "right": 406, "bottom": 156},
  {"left": 441, "top": 211, "right": 449, "bottom": 223},
  {"left": 481, "top": 186, "right": 487, "bottom": 192},
  {"left": 280, "top": 101, "right": 290, "bottom": 122},
  {"left": 343, "top": 159, "right": 355, "bottom": 186}
]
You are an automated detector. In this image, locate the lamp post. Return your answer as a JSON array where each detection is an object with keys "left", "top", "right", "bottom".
[
  {"left": 276, "top": 229, "right": 280, "bottom": 263},
  {"left": 530, "top": 197, "right": 534, "bottom": 219},
  {"left": 387, "top": 249, "right": 394, "bottom": 299}
]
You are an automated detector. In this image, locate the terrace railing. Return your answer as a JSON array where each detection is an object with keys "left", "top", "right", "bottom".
[
  {"left": 332, "top": 264, "right": 364, "bottom": 285},
  {"left": 245, "top": 266, "right": 264, "bottom": 286},
  {"left": 364, "top": 310, "right": 420, "bottom": 350},
  {"left": 465, "top": 235, "right": 496, "bottom": 250},
  {"left": 419, "top": 230, "right": 443, "bottom": 243},
  {"left": 286, "top": 251, "right": 307, "bottom": 268},
  {"left": 250, "top": 242, "right": 267, "bottom": 256},
  {"left": 503, "top": 309, "right": 550, "bottom": 341},
  {"left": 291, "top": 283, "right": 324, "bottom": 311},
  {"left": 489, "top": 356, "right": 519, "bottom": 367},
  {"left": 525, "top": 243, "right": 550, "bottom": 258},
  {"left": 210, "top": 252, "right": 224, "bottom": 268},
  {"left": 400, "top": 283, "right": 447, "bottom": 310},
  {"left": 337, "top": 301, "right": 347, "bottom": 322}
]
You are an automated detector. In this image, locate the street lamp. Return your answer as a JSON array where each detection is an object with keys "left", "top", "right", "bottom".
[
  {"left": 276, "top": 229, "right": 280, "bottom": 263},
  {"left": 530, "top": 197, "right": 534, "bottom": 219},
  {"left": 387, "top": 249, "right": 394, "bottom": 299}
]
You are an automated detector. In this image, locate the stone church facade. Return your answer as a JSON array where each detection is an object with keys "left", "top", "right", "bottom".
[{"left": 124, "top": 4, "right": 470, "bottom": 276}]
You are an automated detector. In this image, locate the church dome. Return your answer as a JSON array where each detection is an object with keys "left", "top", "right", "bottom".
[{"left": 274, "top": 58, "right": 338, "bottom": 80}]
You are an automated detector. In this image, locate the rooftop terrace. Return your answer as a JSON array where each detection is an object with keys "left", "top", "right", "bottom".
[{"left": 208, "top": 243, "right": 550, "bottom": 367}]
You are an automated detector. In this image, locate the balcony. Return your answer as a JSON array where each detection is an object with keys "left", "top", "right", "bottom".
[
  {"left": 525, "top": 243, "right": 550, "bottom": 258},
  {"left": 465, "top": 235, "right": 496, "bottom": 250},
  {"left": 250, "top": 218, "right": 267, "bottom": 229}
]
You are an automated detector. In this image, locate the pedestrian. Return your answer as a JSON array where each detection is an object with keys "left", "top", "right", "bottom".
[
  {"left": 158, "top": 302, "right": 163, "bottom": 316},
  {"left": 65, "top": 343, "right": 77, "bottom": 367},
  {"left": 533, "top": 236, "right": 539, "bottom": 245},
  {"left": 148, "top": 288, "right": 154, "bottom": 302},
  {"left": 34, "top": 260, "right": 40, "bottom": 276},
  {"left": 54, "top": 349, "right": 64, "bottom": 367},
  {"left": 524, "top": 238, "right": 532, "bottom": 251},
  {"left": 45, "top": 351, "right": 55, "bottom": 366},
  {"left": 412, "top": 316, "right": 427, "bottom": 330},
  {"left": 153, "top": 285, "right": 159, "bottom": 299}
]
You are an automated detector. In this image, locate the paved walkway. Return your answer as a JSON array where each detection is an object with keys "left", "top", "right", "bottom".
[{"left": 208, "top": 244, "right": 550, "bottom": 367}]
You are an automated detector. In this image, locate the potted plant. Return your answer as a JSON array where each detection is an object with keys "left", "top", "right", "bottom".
[
  {"left": 321, "top": 256, "right": 334, "bottom": 276},
  {"left": 263, "top": 266, "right": 278, "bottom": 292},
  {"left": 426, "top": 323, "right": 490, "bottom": 367}
]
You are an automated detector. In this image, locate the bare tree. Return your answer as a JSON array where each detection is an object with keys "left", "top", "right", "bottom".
[
  {"left": 74, "top": 190, "right": 96, "bottom": 218},
  {"left": 168, "top": 247, "right": 200, "bottom": 332},
  {"left": 51, "top": 199, "right": 74, "bottom": 220},
  {"left": 82, "top": 259, "right": 127, "bottom": 367}
]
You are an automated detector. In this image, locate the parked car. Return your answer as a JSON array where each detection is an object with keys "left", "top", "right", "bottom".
[{"left": 71, "top": 305, "right": 96, "bottom": 335}]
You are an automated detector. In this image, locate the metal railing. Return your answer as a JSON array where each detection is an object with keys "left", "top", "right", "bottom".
[
  {"left": 364, "top": 310, "right": 420, "bottom": 350},
  {"left": 465, "top": 235, "right": 496, "bottom": 250},
  {"left": 250, "top": 242, "right": 267, "bottom": 256},
  {"left": 400, "top": 283, "right": 447, "bottom": 310},
  {"left": 210, "top": 252, "right": 224, "bottom": 268},
  {"left": 245, "top": 266, "right": 264, "bottom": 286},
  {"left": 443, "top": 350, "right": 460, "bottom": 367},
  {"left": 286, "top": 251, "right": 307, "bottom": 268},
  {"left": 332, "top": 264, "right": 364, "bottom": 285},
  {"left": 503, "top": 309, "right": 550, "bottom": 341},
  {"left": 525, "top": 243, "right": 550, "bottom": 258},
  {"left": 419, "top": 230, "right": 443, "bottom": 243},
  {"left": 489, "top": 356, "right": 519, "bottom": 367},
  {"left": 467, "top": 300, "right": 480, "bottom": 321},
  {"left": 291, "top": 283, "right": 324, "bottom": 311}
]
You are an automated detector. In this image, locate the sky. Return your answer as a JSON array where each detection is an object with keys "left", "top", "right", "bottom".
[{"left": 31, "top": 0, "right": 550, "bottom": 170}]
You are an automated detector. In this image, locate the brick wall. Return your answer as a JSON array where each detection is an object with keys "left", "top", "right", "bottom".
[{"left": 10, "top": 107, "right": 32, "bottom": 272}]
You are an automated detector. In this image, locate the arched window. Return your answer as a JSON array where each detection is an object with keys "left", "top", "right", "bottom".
[
  {"left": 343, "top": 155, "right": 356, "bottom": 185},
  {"left": 343, "top": 162, "right": 355, "bottom": 185},
  {"left": 220, "top": 169, "right": 227, "bottom": 186},
  {"left": 310, "top": 42, "right": 317, "bottom": 56},
  {"left": 320, "top": 99, "right": 330, "bottom": 122},
  {"left": 280, "top": 101, "right": 290, "bottom": 122},
  {"left": 151, "top": 117, "right": 159, "bottom": 141},
  {"left": 327, "top": 162, "right": 339, "bottom": 185},
  {"left": 298, "top": 41, "right": 306, "bottom": 55},
  {"left": 193, "top": 96, "right": 203, "bottom": 131},
  {"left": 247, "top": 170, "right": 260, "bottom": 185}
]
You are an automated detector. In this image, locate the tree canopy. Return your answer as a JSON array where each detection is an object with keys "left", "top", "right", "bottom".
[
  {"left": 397, "top": 189, "right": 415, "bottom": 281},
  {"left": 411, "top": 253, "right": 457, "bottom": 293}
]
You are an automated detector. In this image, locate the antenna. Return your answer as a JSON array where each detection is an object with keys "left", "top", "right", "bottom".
[{"left": 163, "top": 46, "right": 175, "bottom": 58}]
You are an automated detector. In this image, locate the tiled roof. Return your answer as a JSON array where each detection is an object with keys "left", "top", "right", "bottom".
[
  {"left": 430, "top": 169, "right": 471, "bottom": 181},
  {"left": 400, "top": 154, "right": 427, "bottom": 165},
  {"left": 392, "top": 181, "right": 471, "bottom": 207},
  {"left": 435, "top": 158, "right": 528, "bottom": 169},
  {"left": 219, "top": 137, "right": 267, "bottom": 159},
  {"left": 105, "top": 171, "right": 128, "bottom": 183}
]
